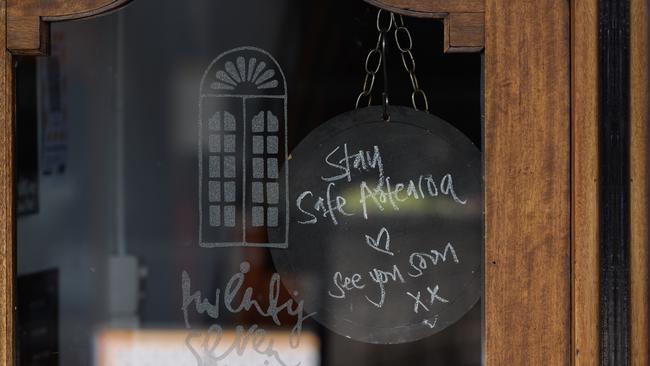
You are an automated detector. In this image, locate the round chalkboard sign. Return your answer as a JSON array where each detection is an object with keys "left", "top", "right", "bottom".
[{"left": 271, "top": 106, "right": 482, "bottom": 344}]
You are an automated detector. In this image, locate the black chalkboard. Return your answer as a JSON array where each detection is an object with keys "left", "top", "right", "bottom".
[{"left": 272, "top": 106, "right": 482, "bottom": 344}]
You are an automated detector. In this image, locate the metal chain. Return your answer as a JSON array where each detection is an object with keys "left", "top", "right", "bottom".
[
  {"left": 394, "top": 14, "right": 429, "bottom": 112},
  {"left": 356, "top": 9, "right": 393, "bottom": 120},
  {"left": 356, "top": 10, "right": 429, "bottom": 116}
]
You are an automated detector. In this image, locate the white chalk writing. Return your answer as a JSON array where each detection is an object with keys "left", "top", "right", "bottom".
[
  {"left": 296, "top": 144, "right": 467, "bottom": 225},
  {"left": 182, "top": 262, "right": 316, "bottom": 366}
]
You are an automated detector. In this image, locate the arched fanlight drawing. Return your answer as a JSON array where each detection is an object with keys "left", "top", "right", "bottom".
[
  {"left": 198, "top": 47, "right": 288, "bottom": 248},
  {"left": 211, "top": 56, "right": 279, "bottom": 91}
]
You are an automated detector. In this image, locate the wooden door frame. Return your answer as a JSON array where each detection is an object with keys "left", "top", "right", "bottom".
[
  {"left": 630, "top": 1, "right": 649, "bottom": 364},
  {"left": 0, "top": 0, "right": 647, "bottom": 365},
  {"left": 573, "top": 1, "right": 649, "bottom": 365}
]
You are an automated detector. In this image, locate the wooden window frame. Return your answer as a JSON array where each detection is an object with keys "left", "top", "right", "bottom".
[{"left": 0, "top": 0, "right": 647, "bottom": 364}]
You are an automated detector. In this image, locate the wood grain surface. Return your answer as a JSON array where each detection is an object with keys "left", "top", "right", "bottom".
[
  {"left": 630, "top": 0, "right": 649, "bottom": 364},
  {"left": 364, "top": 0, "right": 484, "bottom": 52},
  {"left": 443, "top": 13, "right": 483, "bottom": 53},
  {"left": 571, "top": 0, "right": 600, "bottom": 364},
  {"left": 0, "top": 1, "right": 14, "bottom": 365},
  {"left": 364, "top": 0, "right": 483, "bottom": 15},
  {"left": 484, "top": 1, "right": 571, "bottom": 365}
]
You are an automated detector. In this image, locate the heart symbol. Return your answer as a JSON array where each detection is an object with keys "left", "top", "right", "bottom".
[{"left": 365, "top": 227, "right": 394, "bottom": 256}]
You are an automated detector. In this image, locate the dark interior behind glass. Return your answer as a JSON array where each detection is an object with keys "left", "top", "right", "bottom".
[{"left": 15, "top": 1, "right": 482, "bottom": 365}]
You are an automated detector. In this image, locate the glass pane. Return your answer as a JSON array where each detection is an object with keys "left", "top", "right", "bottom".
[{"left": 16, "top": 1, "right": 483, "bottom": 365}]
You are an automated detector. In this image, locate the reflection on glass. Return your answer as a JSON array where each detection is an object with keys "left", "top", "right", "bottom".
[{"left": 16, "top": 1, "right": 482, "bottom": 365}]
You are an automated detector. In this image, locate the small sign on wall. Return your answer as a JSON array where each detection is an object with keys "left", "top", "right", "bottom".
[{"left": 272, "top": 106, "right": 483, "bottom": 344}]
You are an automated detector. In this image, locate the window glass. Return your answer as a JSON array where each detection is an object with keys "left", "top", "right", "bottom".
[{"left": 16, "top": 1, "right": 483, "bottom": 365}]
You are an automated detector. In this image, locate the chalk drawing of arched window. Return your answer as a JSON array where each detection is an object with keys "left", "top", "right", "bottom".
[{"left": 198, "top": 47, "right": 288, "bottom": 248}]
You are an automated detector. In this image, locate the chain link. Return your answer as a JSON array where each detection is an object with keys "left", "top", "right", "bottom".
[
  {"left": 356, "top": 10, "right": 429, "bottom": 114},
  {"left": 394, "top": 14, "right": 429, "bottom": 112},
  {"left": 356, "top": 10, "right": 393, "bottom": 110},
  {"left": 376, "top": 8, "right": 394, "bottom": 32}
]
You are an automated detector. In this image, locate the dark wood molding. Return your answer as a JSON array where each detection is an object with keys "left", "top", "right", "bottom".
[
  {"left": 7, "top": 0, "right": 132, "bottom": 55},
  {"left": 364, "top": 0, "right": 484, "bottom": 53},
  {"left": 598, "top": 0, "right": 631, "bottom": 364}
]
